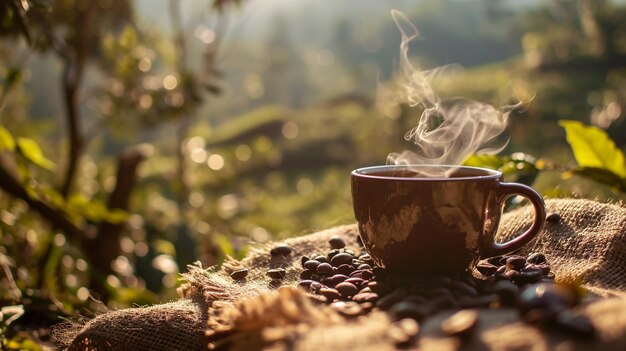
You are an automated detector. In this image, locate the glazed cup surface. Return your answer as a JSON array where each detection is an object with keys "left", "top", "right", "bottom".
[{"left": 351, "top": 165, "right": 545, "bottom": 273}]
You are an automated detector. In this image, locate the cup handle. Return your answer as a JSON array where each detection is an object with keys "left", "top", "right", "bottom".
[{"left": 487, "top": 182, "right": 546, "bottom": 257}]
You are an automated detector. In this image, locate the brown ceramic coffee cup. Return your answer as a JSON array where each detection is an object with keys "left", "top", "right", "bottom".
[{"left": 351, "top": 165, "right": 545, "bottom": 273}]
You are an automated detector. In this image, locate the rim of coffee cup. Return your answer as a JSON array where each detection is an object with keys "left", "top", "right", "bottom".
[{"left": 352, "top": 164, "right": 501, "bottom": 181}]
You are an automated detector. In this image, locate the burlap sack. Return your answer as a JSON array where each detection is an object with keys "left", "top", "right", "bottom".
[
  {"left": 52, "top": 299, "right": 210, "bottom": 351},
  {"left": 497, "top": 198, "right": 626, "bottom": 297},
  {"left": 54, "top": 198, "right": 626, "bottom": 351}
]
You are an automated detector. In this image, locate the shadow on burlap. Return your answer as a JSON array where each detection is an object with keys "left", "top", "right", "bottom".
[{"left": 53, "top": 198, "right": 626, "bottom": 350}]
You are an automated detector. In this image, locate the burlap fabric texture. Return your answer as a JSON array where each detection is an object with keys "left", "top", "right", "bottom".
[{"left": 53, "top": 198, "right": 626, "bottom": 350}]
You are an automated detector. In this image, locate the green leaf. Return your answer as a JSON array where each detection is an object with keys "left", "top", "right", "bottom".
[
  {"left": 154, "top": 239, "right": 176, "bottom": 256},
  {"left": 569, "top": 167, "right": 626, "bottom": 192},
  {"left": 214, "top": 233, "right": 234, "bottom": 258},
  {"left": 105, "top": 209, "right": 130, "bottom": 224},
  {"left": 4, "top": 333, "right": 43, "bottom": 351},
  {"left": 66, "top": 195, "right": 108, "bottom": 222},
  {"left": 559, "top": 120, "right": 626, "bottom": 178},
  {"left": 0, "top": 125, "right": 15, "bottom": 151},
  {"left": 15, "top": 138, "right": 56, "bottom": 171}
]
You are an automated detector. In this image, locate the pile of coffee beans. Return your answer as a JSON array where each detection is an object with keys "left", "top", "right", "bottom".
[
  {"left": 290, "top": 235, "right": 594, "bottom": 340},
  {"left": 476, "top": 252, "right": 554, "bottom": 286},
  {"left": 228, "top": 232, "right": 594, "bottom": 344}
]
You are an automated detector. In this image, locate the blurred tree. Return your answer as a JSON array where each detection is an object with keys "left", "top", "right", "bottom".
[{"left": 0, "top": 0, "right": 241, "bottom": 304}]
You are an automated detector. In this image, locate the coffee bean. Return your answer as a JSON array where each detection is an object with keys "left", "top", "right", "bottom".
[
  {"left": 368, "top": 281, "right": 394, "bottom": 295},
  {"left": 331, "top": 301, "right": 364, "bottom": 318},
  {"left": 537, "top": 264, "right": 551, "bottom": 276},
  {"left": 493, "top": 280, "right": 519, "bottom": 307},
  {"left": 546, "top": 212, "right": 561, "bottom": 224},
  {"left": 327, "top": 249, "right": 341, "bottom": 260},
  {"left": 505, "top": 270, "right": 521, "bottom": 281},
  {"left": 349, "top": 270, "right": 364, "bottom": 279},
  {"left": 512, "top": 271, "right": 542, "bottom": 286},
  {"left": 269, "top": 279, "right": 282, "bottom": 289},
  {"left": 451, "top": 281, "right": 478, "bottom": 296},
  {"left": 519, "top": 283, "right": 578, "bottom": 318},
  {"left": 554, "top": 310, "right": 595, "bottom": 338},
  {"left": 361, "top": 269, "right": 374, "bottom": 280},
  {"left": 429, "top": 294, "right": 458, "bottom": 310},
  {"left": 303, "top": 260, "right": 320, "bottom": 270},
  {"left": 267, "top": 268, "right": 287, "bottom": 280},
  {"left": 230, "top": 268, "right": 249, "bottom": 281},
  {"left": 330, "top": 253, "right": 354, "bottom": 267},
  {"left": 521, "top": 264, "right": 542, "bottom": 274},
  {"left": 336, "top": 282, "right": 359, "bottom": 298},
  {"left": 300, "top": 255, "right": 310, "bottom": 268},
  {"left": 359, "top": 302, "right": 374, "bottom": 312},
  {"left": 319, "top": 287, "right": 340, "bottom": 301},
  {"left": 336, "top": 264, "right": 355, "bottom": 276},
  {"left": 527, "top": 252, "right": 547, "bottom": 264},
  {"left": 353, "top": 292, "right": 379, "bottom": 304},
  {"left": 441, "top": 309, "right": 479, "bottom": 338},
  {"left": 316, "top": 262, "right": 334, "bottom": 276},
  {"left": 458, "top": 294, "right": 498, "bottom": 309},
  {"left": 329, "top": 236, "right": 346, "bottom": 249},
  {"left": 299, "top": 269, "right": 314, "bottom": 280},
  {"left": 474, "top": 276, "right": 496, "bottom": 294},
  {"left": 298, "top": 280, "right": 314, "bottom": 289},
  {"left": 376, "top": 288, "right": 408, "bottom": 310},
  {"left": 389, "top": 301, "right": 428, "bottom": 321},
  {"left": 430, "top": 276, "right": 452, "bottom": 287},
  {"left": 506, "top": 256, "right": 527, "bottom": 271},
  {"left": 344, "top": 277, "right": 365, "bottom": 287},
  {"left": 309, "top": 281, "right": 323, "bottom": 294},
  {"left": 423, "top": 287, "right": 453, "bottom": 298},
  {"left": 314, "top": 255, "right": 328, "bottom": 263},
  {"left": 403, "top": 295, "right": 427, "bottom": 305},
  {"left": 357, "top": 263, "right": 372, "bottom": 270},
  {"left": 358, "top": 286, "right": 372, "bottom": 294},
  {"left": 328, "top": 274, "right": 349, "bottom": 286},
  {"left": 389, "top": 318, "right": 419, "bottom": 347},
  {"left": 270, "top": 244, "right": 292, "bottom": 256}
]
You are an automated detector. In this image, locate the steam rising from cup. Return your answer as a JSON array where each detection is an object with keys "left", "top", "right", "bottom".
[{"left": 384, "top": 10, "right": 515, "bottom": 177}]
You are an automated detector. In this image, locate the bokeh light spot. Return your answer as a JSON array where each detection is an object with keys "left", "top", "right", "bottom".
[
  {"left": 190, "top": 148, "right": 207, "bottom": 163},
  {"left": 77, "top": 287, "right": 90, "bottom": 301},
  {"left": 207, "top": 154, "right": 225, "bottom": 170},
  {"left": 163, "top": 75, "right": 178, "bottom": 90},
  {"left": 235, "top": 144, "right": 252, "bottom": 162},
  {"left": 281, "top": 121, "right": 299, "bottom": 139},
  {"left": 54, "top": 233, "right": 66, "bottom": 247},
  {"left": 250, "top": 226, "right": 270, "bottom": 242},
  {"left": 152, "top": 254, "right": 178, "bottom": 274}
]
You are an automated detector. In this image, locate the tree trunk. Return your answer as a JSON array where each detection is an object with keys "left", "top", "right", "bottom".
[{"left": 83, "top": 148, "right": 146, "bottom": 302}]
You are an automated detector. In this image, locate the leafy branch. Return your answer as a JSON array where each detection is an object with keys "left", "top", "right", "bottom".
[{"left": 465, "top": 120, "right": 626, "bottom": 193}]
